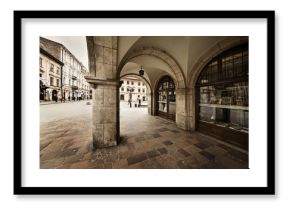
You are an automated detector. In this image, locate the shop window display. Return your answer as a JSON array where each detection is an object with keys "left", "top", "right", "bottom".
[{"left": 196, "top": 43, "right": 248, "bottom": 149}]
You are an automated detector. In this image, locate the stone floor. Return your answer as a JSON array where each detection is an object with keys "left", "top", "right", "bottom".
[{"left": 40, "top": 101, "right": 248, "bottom": 169}]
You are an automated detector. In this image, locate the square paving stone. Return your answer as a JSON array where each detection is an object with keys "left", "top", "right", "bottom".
[
  {"left": 178, "top": 148, "right": 191, "bottom": 157},
  {"left": 199, "top": 150, "right": 215, "bottom": 160},
  {"left": 157, "top": 147, "right": 168, "bottom": 155},
  {"left": 217, "top": 144, "right": 248, "bottom": 162},
  {"left": 227, "top": 149, "right": 248, "bottom": 162},
  {"left": 158, "top": 128, "right": 170, "bottom": 132},
  {"left": 152, "top": 133, "right": 161, "bottom": 138},
  {"left": 146, "top": 150, "right": 160, "bottom": 159},
  {"left": 194, "top": 142, "right": 211, "bottom": 150},
  {"left": 177, "top": 160, "right": 190, "bottom": 169},
  {"left": 127, "top": 153, "right": 148, "bottom": 165},
  {"left": 135, "top": 136, "right": 146, "bottom": 142},
  {"left": 215, "top": 155, "right": 249, "bottom": 169},
  {"left": 163, "top": 140, "right": 174, "bottom": 146}
]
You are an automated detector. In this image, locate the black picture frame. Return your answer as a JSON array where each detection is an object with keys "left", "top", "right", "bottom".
[{"left": 14, "top": 10, "right": 275, "bottom": 195}]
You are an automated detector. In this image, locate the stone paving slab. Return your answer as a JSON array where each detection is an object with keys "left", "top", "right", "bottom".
[{"left": 40, "top": 101, "right": 248, "bottom": 169}]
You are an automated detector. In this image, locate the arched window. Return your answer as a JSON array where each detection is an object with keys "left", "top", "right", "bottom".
[
  {"left": 196, "top": 43, "right": 248, "bottom": 150},
  {"left": 156, "top": 76, "right": 176, "bottom": 121}
]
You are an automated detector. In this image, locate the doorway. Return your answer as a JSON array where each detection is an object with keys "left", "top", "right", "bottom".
[{"left": 156, "top": 75, "right": 176, "bottom": 121}]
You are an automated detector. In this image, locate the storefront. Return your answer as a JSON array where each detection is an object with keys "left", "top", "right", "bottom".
[
  {"left": 156, "top": 75, "right": 176, "bottom": 121},
  {"left": 195, "top": 44, "right": 248, "bottom": 149},
  {"left": 39, "top": 80, "right": 48, "bottom": 101}
]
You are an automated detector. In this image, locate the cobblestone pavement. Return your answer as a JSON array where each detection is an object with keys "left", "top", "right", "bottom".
[{"left": 40, "top": 101, "right": 248, "bottom": 169}]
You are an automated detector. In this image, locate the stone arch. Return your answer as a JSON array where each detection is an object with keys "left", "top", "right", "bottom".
[
  {"left": 152, "top": 72, "right": 177, "bottom": 94},
  {"left": 117, "top": 47, "right": 186, "bottom": 89},
  {"left": 188, "top": 37, "right": 248, "bottom": 88},
  {"left": 153, "top": 74, "right": 178, "bottom": 119},
  {"left": 120, "top": 73, "right": 153, "bottom": 115},
  {"left": 120, "top": 73, "right": 152, "bottom": 93},
  {"left": 117, "top": 47, "right": 187, "bottom": 129},
  {"left": 187, "top": 37, "right": 248, "bottom": 131}
]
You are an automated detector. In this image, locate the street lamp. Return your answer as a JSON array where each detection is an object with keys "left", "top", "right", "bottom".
[
  {"left": 139, "top": 66, "right": 144, "bottom": 76},
  {"left": 127, "top": 85, "right": 135, "bottom": 108}
]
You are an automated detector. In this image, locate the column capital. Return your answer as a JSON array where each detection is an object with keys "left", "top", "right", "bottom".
[{"left": 85, "top": 76, "right": 120, "bottom": 87}]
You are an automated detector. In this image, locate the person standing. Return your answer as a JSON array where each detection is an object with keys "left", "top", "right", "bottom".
[
  {"left": 128, "top": 98, "right": 132, "bottom": 108},
  {"left": 137, "top": 95, "right": 141, "bottom": 107}
]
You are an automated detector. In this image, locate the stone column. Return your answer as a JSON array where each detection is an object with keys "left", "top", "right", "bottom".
[
  {"left": 85, "top": 36, "right": 118, "bottom": 148},
  {"left": 175, "top": 88, "right": 190, "bottom": 130},
  {"left": 186, "top": 88, "right": 195, "bottom": 131},
  {"left": 151, "top": 90, "right": 157, "bottom": 116},
  {"left": 146, "top": 91, "right": 152, "bottom": 115}
]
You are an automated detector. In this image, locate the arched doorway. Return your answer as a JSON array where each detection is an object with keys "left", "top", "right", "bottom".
[
  {"left": 195, "top": 43, "right": 249, "bottom": 150},
  {"left": 156, "top": 75, "right": 176, "bottom": 121}
]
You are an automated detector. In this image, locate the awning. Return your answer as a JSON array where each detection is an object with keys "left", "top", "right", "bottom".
[
  {"left": 40, "top": 80, "right": 49, "bottom": 89},
  {"left": 72, "top": 86, "right": 78, "bottom": 90}
]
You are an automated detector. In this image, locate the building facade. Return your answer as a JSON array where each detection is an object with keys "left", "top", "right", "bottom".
[
  {"left": 119, "top": 76, "right": 147, "bottom": 104},
  {"left": 40, "top": 48, "right": 64, "bottom": 101},
  {"left": 40, "top": 37, "right": 91, "bottom": 101}
]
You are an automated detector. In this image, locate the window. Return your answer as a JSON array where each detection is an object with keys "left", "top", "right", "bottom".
[
  {"left": 138, "top": 89, "right": 140, "bottom": 92},
  {"left": 50, "top": 77, "right": 54, "bottom": 86},
  {"left": 196, "top": 43, "right": 249, "bottom": 149},
  {"left": 40, "top": 57, "right": 43, "bottom": 67},
  {"left": 40, "top": 73, "right": 42, "bottom": 77},
  {"left": 56, "top": 67, "right": 60, "bottom": 74},
  {"left": 56, "top": 79, "right": 60, "bottom": 87},
  {"left": 143, "top": 89, "right": 145, "bottom": 93},
  {"left": 121, "top": 87, "right": 124, "bottom": 91},
  {"left": 50, "top": 64, "right": 54, "bottom": 72},
  {"left": 138, "top": 82, "right": 140, "bottom": 86},
  {"left": 127, "top": 81, "right": 129, "bottom": 85},
  {"left": 131, "top": 81, "right": 134, "bottom": 85},
  {"left": 199, "top": 83, "right": 248, "bottom": 130},
  {"left": 197, "top": 44, "right": 248, "bottom": 86}
]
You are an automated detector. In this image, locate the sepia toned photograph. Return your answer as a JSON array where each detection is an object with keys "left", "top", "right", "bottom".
[{"left": 39, "top": 36, "right": 249, "bottom": 169}]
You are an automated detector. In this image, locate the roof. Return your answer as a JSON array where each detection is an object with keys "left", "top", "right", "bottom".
[
  {"left": 40, "top": 47, "right": 64, "bottom": 66},
  {"left": 40, "top": 37, "right": 86, "bottom": 69}
]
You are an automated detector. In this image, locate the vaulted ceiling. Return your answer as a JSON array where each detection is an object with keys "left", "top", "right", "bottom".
[{"left": 118, "top": 36, "right": 246, "bottom": 88}]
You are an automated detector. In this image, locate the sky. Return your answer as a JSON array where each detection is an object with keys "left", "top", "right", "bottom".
[{"left": 44, "top": 36, "right": 88, "bottom": 69}]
